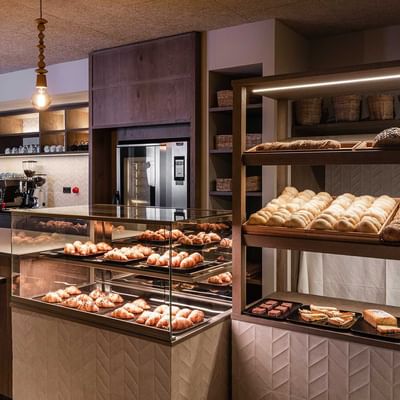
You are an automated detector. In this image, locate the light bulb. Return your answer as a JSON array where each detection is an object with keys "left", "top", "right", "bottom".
[{"left": 32, "top": 86, "right": 51, "bottom": 110}]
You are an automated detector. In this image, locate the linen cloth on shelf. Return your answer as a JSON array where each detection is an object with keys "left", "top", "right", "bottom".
[{"left": 298, "top": 252, "right": 400, "bottom": 306}]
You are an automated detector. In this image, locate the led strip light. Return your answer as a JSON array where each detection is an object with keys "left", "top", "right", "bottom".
[{"left": 252, "top": 73, "right": 400, "bottom": 93}]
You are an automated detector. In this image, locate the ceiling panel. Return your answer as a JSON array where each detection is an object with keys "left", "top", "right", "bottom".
[{"left": 1, "top": 0, "right": 400, "bottom": 74}]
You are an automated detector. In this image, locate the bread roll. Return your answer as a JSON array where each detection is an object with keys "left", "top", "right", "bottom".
[{"left": 363, "top": 309, "right": 397, "bottom": 328}]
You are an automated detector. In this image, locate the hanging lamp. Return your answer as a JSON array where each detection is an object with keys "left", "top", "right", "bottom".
[{"left": 32, "top": 0, "right": 51, "bottom": 110}]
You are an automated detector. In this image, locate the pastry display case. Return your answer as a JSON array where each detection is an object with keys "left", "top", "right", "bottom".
[{"left": 10, "top": 205, "right": 232, "bottom": 342}]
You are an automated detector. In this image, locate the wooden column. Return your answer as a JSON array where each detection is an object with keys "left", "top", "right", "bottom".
[{"left": 232, "top": 84, "right": 247, "bottom": 316}]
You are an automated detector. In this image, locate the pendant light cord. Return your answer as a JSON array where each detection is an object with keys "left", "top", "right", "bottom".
[{"left": 40, "top": 0, "right": 42, "bottom": 19}]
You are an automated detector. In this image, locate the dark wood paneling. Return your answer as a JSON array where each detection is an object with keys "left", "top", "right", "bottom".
[
  {"left": 0, "top": 254, "right": 12, "bottom": 399},
  {"left": 91, "top": 50, "right": 121, "bottom": 89},
  {"left": 117, "top": 124, "right": 190, "bottom": 142}
]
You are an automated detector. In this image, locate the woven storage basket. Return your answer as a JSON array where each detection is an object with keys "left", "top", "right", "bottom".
[
  {"left": 216, "top": 178, "right": 232, "bottom": 192},
  {"left": 295, "top": 98, "right": 322, "bottom": 125},
  {"left": 246, "top": 134, "right": 262, "bottom": 149},
  {"left": 333, "top": 95, "right": 361, "bottom": 122},
  {"left": 215, "top": 135, "right": 233, "bottom": 150},
  {"left": 246, "top": 176, "right": 261, "bottom": 191},
  {"left": 368, "top": 95, "right": 394, "bottom": 120},
  {"left": 217, "top": 90, "right": 233, "bottom": 107}
]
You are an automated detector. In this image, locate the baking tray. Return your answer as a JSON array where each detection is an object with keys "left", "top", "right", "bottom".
[
  {"left": 141, "top": 260, "right": 215, "bottom": 274},
  {"left": 176, "top": 240, "right": 221, "bottom": 250},
  {"left": 243, "top": 298, "right": 302, "bottom": 321},
  {"left": 243, "top": 199, "right": 399, "bottom": 244},
  {"left": 54, "top": 249, "right": 107, "bottom": 258},
  {"left": 354, "top": 140, "right": 400, "bottom": 151},
  {"left": 246, "top": 140, "right": 360, "bottom": 153},
  {"left": 287, "top": 305, "right": 361, "bottom": 332},
  {"left": 96, "top": 255, "right": 147, "bottom": 264},
  {"left": 350, "top": 317, "right": 400, "bottom": 342}
]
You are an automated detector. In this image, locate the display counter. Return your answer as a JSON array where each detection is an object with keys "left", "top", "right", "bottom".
[{"left": 11, "top": 205, "right": 232, "bottom": 400}]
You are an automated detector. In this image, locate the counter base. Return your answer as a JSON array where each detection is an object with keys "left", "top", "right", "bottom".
[
  {"left": 13, "top": 308, "right": 230, "bottom": 400},
  {"left": 232, "top": 319, "right": 400, "bottom": 400}
]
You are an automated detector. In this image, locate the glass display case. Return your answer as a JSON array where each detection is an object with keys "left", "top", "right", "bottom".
[{"left": 10, "top": 205, "right": 232, "bottom": 342}]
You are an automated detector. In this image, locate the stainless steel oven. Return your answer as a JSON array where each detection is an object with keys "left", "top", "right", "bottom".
[{"left": 117, "top": 141, "right": 188, "bottom": 208}]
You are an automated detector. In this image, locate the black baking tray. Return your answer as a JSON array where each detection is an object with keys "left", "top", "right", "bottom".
[
  {"left": 287, "top": 305, "right": 362, "bottom": 332},
  {"left": 141, "top": 260, "right": 215, "bottom": 274},
  {"left": 243, "top": 298, "right": 303, "bottom": 321},
  {"left": 55, "top": 249, "right": 107, "bottom": 258},
  {"left": 176, "top": 240, "right": 220, "bottom": 250},
  {"left": 96, "top": 255, "right": 147, "bottom": 264},
  {"left": 350, "top": 317, "right": 400, "bottom": 342}
]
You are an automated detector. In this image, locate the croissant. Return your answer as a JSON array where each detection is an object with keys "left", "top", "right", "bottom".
[
  {"left": 180, "top": 257, "right": 195, "bottom": 269},
  {"left": 89, "top": 289, "right": 105, "bottom": 300},
  {"left": 144, "top": 312, "right": 161, "bottom": 326},
  {"left": 170, "top": 256, "right": 182, "bottom": 267},
  {"left": 56, "top": 289, "right": 70, "bottom": 299},
  {"left": 107, "top": 293, "right": 124, "bottom": 303},
  {"left": 147, "top": 253, "right": 160, "bottom": 265},
  {"left": 65, "top": 285, "right": 81, "bottom": 295},
  {"left": 76, "top": 294, "right": 92, "bottom": 302},
  {"left": 156, "top": 315, "right": 173, "bottom": 329},
  {"left": 172, "top": 317, "right": 193, "bottom": 331},
  {"left": 64, "top": 243, "right": 76, "bottom": 254},
  {"left": 42, "top": 292, "right": 63, "bottom": 303},
  {"left": 188, "top": 310, "right": 205, "bottom": 324},
  {"left": 77, "top": 301, "right": 99, "bottom": 313},
  {"left": 96, "top": 242, "right": 112, "bottom": 251},
  {"left": 123, "top": 303, "right": 143, "bottom": 314},
  {"left": 136, "top": 311, "right": 153, "bottom": 324},
  {"left": 164, "top": 305, "right": 180, "bottom": 316},
  {"left": 178, "top": 251, "right": 189, "bottom": 258},
  {"left": 62, "top": 297, "right": 82, "bottom": 308},
  {"left": 95, "top": 297, "right": 115, "bottom": 308},
  {"left": 133, "top": 298, "right": 151, "bottom": 310},
  {"left": 176, "top": 308, "right": 191, "bottom": 318},
  {"left": 111, "top": 307, "right": 135, "bottom": 319},
  {"left": 154, "top": 304, "right": 169, "bottom": 314}
]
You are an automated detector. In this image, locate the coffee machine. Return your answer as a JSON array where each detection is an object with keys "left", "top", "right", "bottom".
[{"left": 19, "top": 161, "right": 47, "bottom": 208}]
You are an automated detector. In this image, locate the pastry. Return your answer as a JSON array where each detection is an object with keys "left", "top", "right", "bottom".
[
  {"left": 107, "top": 293, "right": 124, "bottom": 303},
  {"left": 42, "top": 292, "right": 63, "bottom": 303},
  {"left": 156, "top": 315, "right": 174, "bottom": 329},
  {"left": 133, "top": 298, "right": 151, "bottom": 310},
  {"left": 95, "top": 297, "right": 115, "bottom": 308},
  {"left": 56, "top": 289, "right": 70, "bottom": 299},
  {"left": 61, "top": 297, "right": 82, "bottom": 308},
  {"left": 363, "top": 309, "right": 397, "bottom": 328},
  {"left": 376, "top": 325, "right": 400, "bottom": 334},
  {"left": 111, "top": 307, "right": 135, "bottom": 320},
  {"left": 65, "top": 286, "right": 81, "bottom": 295},
  {"left": 251, "top": 307, "right": 266, "bottom": 315},
  {"left": 373, "top": 127, "right": 400, "bottom": 147},
  {"left": 77, "top": 301, "right": 99, "bottom": 313},
  {"left": 89, "top": 289, "right": 105, "bottom": 300},
  {"left": 96, "top": 242, "right": 112, "bottom": 252},
  {"left": 176, "top": 308, "right": 192, "bottom": 318},
  {"left": 188, "top": 310, "right": 205, "bottom": 323},
  {"left": 144, "top": 312, "right": 161, "bottom": 326},
  {"left": 64, "top": 243, "right": 75, "bottom": 254},
  {"left": 154, "top": 304, "right": 169, "bottom": 314},
  {"left": 76, "top": 294, "right": 92, "bottom": 302},
  {"left": 123, "top": 303, "right": 144, "bottom": 314},
  {"left": 250, "top": 139, "right": 341, "bottom": 152},
  {"left": 172, "top": 317, "right": 193, "bottom": 331},
  {"left": 136, "top": 311, "right": 153, "bottom": 324},
  {"left": 268, "top": 309, "right": 282, "bottom": 317}
]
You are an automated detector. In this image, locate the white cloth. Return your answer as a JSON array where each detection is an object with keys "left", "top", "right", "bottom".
[{"left": 298, "top": 252, "right": 400, "bottom": 306}]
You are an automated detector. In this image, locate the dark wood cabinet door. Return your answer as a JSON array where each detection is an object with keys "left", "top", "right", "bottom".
[{"left": 91, "top": 32, "right": 198, "bottom": 128}]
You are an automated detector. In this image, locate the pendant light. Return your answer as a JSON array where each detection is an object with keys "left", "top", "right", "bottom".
[{"left": 32, "top": 0, "right": 51, "bottom": 110}]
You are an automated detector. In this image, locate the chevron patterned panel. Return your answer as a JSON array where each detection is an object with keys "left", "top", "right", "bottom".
[
  {"left": 12, "top": 308, "right": 172, "bottom": 400},
  {"left": 232, "top": 320, "right": 400, "bottom": 400},
  {"left": 171, "top": 319, "right": 230, "bottom": 400}
]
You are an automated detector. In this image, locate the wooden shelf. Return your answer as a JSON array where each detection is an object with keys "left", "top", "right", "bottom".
[
  {"left": 0, "top": 151, "right": 88, "bottom": 158},
  {"left": 0, "top": 132, "right": 39, "bottom": 138},
  {"left": 242, "top": 148, "right": 400, "bottom": 166},
  {"left": 209, "top": 149, "right": 232, "bottom": 154},
  {"left": 243, "top": 232, "right": 400, "bottom": 261},
  {"left": 293, "top": 118, "right": 400, "bottom": 137},
  {"left": 41, "top": 129, "right": 66, "bottom": 135},
  {"left": 234, "top": 291, "right": 400, "bottom": 351},
  {"left": 209, "top": 103, "right": 262, "bottom": 113},
  {"left": 210, "top": 191, "right": 262, "bottom": 197}
]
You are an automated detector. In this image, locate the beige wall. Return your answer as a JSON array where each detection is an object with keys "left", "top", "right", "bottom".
[
  {"left": 310, "top": 24, "right": 400, "bottom": 69},
  {"left": 0, "top": 154, "right": 88, "bottom": 207}
]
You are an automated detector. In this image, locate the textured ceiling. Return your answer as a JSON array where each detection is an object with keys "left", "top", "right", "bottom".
[{"left": 2, "top": 0, "right": 400, "bottom": 74}]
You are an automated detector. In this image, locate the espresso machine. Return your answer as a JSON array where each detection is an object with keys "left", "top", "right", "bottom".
[{"left": 19, "top": 161, "right": 47, "bottom": 209}]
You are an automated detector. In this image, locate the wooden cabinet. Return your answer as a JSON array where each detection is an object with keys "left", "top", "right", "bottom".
[{"left": 91, "top": 33, "right": 198, "bottom": 128}]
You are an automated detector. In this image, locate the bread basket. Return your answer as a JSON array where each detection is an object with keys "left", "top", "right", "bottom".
[
  {"left": 368, "top": 94, "right": 394, "bottom": 120},
  {"left": 295, "top": 98, "right": 322, "bottom": 125},
  {"left": 333, "top": 95, "right": 361, "bottom": 122}
]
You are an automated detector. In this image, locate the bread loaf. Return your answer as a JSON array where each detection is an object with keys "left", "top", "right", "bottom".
[
  {"left": 363, "top": 309, "right": 397, "bottom": 328},
  {"left": 376, "top": 325, "right": 400, "bottom": 334},
  {"left": 251, "top": 139, "right": 341, "bottom": 152},
  {"left": 373, "top": 127, "right": 400, "bottom": 147}
]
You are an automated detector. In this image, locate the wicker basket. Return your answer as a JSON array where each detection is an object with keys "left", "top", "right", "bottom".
[
  {"left": 295, "top": 98, "right": 322, "bottom": 125},
  {"left": 217, "top": 90, "right": 233, "bottom": 107},
  {"left": 216, "top": 178, "right": 232, "bottom": 192},
  {"left": 368, "top": 95, "right": 394, "bottom": 120},
  {"left": 215, "top": 133, "right": 262, "bottom": 150},
  {"left": 333, "top": 95, "right": 361, "bottom": 122},
  {"left": 215, "top": 176, "right": 261, "bottom": 192},
  {"left": 215, "top": 135, "right": 233, "bottom": 150}
]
